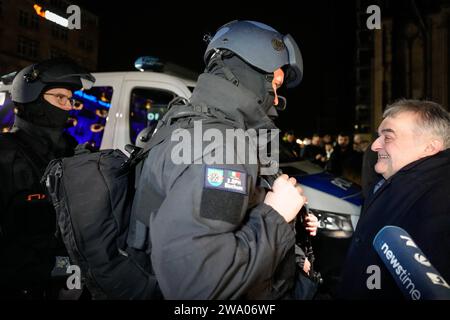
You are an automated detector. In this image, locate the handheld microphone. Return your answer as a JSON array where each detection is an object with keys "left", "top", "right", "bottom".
[{"left": 373, "top": 225, "right": 450, "bottom": 300}]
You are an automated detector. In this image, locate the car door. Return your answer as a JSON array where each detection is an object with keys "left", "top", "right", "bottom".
[{"left": 110, "top": 76, "right": 192, "bottom": 152}]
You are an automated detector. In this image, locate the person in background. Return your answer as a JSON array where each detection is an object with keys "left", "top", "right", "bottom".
[
  {"left": 319, "top": 142, "right": 334, "bottom": 168},
  {"left": 302, "top": 133, "right": 325, "bottom": 165},
  {"left": 282, "top": 130, "right": 301, "bottom": 159}
]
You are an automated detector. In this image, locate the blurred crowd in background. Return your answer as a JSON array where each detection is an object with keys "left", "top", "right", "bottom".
[{"left": 281, "top": 130, "right": 372, "bottom": 185}]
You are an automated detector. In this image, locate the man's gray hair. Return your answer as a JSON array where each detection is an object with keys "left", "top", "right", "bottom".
[{"left": 383, "top": 99, "right": 450, "bottom": 148}]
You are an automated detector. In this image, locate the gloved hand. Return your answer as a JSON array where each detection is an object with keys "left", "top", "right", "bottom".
[{"left": 264, "top": 174, "right": 306, "bottom": 223}]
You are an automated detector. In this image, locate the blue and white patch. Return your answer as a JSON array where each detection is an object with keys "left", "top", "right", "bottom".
[{"left": 204, "top": 166, "right": 247, "bottom": 195}]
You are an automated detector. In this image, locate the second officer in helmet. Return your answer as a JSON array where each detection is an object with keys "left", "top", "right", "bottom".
[{"left": 0, "top": 58, "right": 95, "bottom": 298}]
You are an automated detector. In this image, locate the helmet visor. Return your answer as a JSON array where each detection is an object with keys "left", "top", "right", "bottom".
[
  {"left": 41, "top": 73, "right": 96, "bottom": 90},
  {"left": 38, "top": 59, "right": 96, "bottom": 90},
  {"left": 283, "top": 34, "right": 303, "bottom": 88}
]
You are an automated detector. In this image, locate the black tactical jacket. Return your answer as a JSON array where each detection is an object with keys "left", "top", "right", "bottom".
[
  {"left": 0, "top": 117, "right": 75, "bottom": 296},
  {"left": 128, "top": 73, "right": 297, "bottom": 299}
]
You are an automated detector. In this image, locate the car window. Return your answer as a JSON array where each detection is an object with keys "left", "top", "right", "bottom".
[
  {"left": 67, "top": 86, "right": 113, "bottom": 150},
  {"left": 0, "top": 91, "right": 14, "bottom": 133},
  {"left": 129, "top": 87, "right": 176, "bottom": 144}
]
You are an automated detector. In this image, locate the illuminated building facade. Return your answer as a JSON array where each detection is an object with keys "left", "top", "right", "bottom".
[
  {"left": 0, "top": 0, "right": 98, "bottom": 75},
  {"left": 355, "top": 0, "right": 450, "bottom": 134}
]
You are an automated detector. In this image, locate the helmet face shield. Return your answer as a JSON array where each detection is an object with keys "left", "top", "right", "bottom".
[
  {"left": 40, "top": 73, "right": 96, "bottom": 90},
  {"left": 283, "top": 34, "right": 303, "bottom": 88},
  {"left": 39, "top": 60, "right": 96, "bottom": 90},
  {"left": 11, "top": 58, "right": 95, "bottom": 104}
]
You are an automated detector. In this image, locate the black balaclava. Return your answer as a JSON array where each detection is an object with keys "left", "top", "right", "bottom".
[
  {"left": 16, "top": 94, "right": 70, "bottom": 129},
  {"left": 207, "top": 52, "right": 276, "bottom": 114}
]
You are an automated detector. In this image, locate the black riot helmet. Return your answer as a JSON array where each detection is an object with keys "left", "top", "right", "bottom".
[
  {"left": 11, "top": 58, "right": 95, "bottom": 104},
  {"left": 204, "top": 20, "right": 303, "bottom": 88}
]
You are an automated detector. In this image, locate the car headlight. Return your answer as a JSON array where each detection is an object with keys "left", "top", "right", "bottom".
[{"left": 310, "top": 209, "right": 354, "bottom": 238}]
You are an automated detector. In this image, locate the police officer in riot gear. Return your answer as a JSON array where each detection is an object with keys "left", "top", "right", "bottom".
[
  {"left": 128, "top": 20, "right": 318, "bottom": 299},
  {"left": 0, "top": 58, "right": 95, "bottom": 299}
]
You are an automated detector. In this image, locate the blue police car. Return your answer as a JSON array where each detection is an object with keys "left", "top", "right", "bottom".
[{"left": 280, "top": 159, "right": 362, "bottom": 239}]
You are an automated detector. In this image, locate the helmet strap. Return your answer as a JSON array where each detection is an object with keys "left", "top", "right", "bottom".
[{"left": 206, "top": 51, "right": 239, "bottom": 86}]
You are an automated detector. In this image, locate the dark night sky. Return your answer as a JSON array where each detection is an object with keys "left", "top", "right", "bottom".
[{"left": 74, "top": 0, "right": 357, "bottom": 137}]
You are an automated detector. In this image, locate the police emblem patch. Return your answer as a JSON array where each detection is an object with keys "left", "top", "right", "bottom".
[
  {"left": 206, "top": 168, "right": 224, "bottom": 187},
  {"left": 204, "top": 166, "right": 247, "bottom": 194}
]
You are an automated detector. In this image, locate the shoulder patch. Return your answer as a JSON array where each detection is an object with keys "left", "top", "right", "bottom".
[{"left": 204, "top": 166, "right": 247, "bottom": 195}]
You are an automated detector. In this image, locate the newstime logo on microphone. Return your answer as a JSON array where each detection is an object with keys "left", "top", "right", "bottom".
[
  {"left": 373, "top": 226, "right": 450, "bottom": 300},
  {"left": 379, "top": 242, "right": 421, "bottom": 299}
]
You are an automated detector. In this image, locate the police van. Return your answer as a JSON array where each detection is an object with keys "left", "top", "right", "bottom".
[{"left": 0, "top": 69, "right": 195, "bottom": 152}]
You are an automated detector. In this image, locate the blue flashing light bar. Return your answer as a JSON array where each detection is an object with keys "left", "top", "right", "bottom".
[
  {"left": 74, "top": 90, "right": 111, "bottom": 109},
  {"left": 98, "top": 101, "right": 110, "bottom": 108}
]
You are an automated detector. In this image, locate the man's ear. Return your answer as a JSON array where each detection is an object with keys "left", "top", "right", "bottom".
[{"left": 424, "top": 138, "right": 444, "bottom": 156}]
